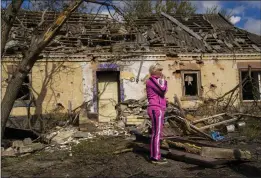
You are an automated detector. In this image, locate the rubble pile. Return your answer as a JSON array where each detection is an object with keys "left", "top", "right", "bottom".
[
  {"left": 1, "top": 138, "right": 45, "bottom": 157},
  {"left": 115, "top": 97, "right": 182, "bottom": 126},
  {"left": 115, "top": 96, "right": 260, "bottom": 142},
  {"left": 1, "top": 123, "right": 130, "bottom": 157},
  {"left": 116, "top": 98, "right": 148, "bottom": 118}
]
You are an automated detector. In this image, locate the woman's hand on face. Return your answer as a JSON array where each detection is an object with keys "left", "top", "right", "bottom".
[{"left": 161, "top": 74, "right": 166, "bottom": 80}]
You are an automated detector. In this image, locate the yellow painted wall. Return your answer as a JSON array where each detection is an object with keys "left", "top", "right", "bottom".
[
  {"left": 2, "top": 60, "right": 85, "bottom": 117},
  {"left": 160, "top": 58, "right": 260, "bottom": 108},
  {"left": 1, "top": 57, "right": 261, "bottom": 117}
]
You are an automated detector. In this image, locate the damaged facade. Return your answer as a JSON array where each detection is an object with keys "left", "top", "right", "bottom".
[{"left": 2, "top": 10, "right": 261, "bottom": 128}]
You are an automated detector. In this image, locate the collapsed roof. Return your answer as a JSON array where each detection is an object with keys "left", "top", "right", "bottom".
[{"left": 4, "top": 10, "right": 261, "bottom": 55}]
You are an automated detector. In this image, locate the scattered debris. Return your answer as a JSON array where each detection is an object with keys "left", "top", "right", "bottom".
[
  {"left": 73, "top": 131, "right": 94, "bottom": 139},
  {"left": 200, "top": 147, "right": 251, "bottom": 160},
  {"left": 23, "top": 138, "right": 33, "bottom": 146},
  {"left": 130, "top": 130, "right": 252, "bottom": 168},
  {"left": 1, "top": 147, "right": 16, "bottom": 157},
  {"left": 211, "top": 131, "right": 224, "bottom": 141},
  {"left": 19, "top": 143, "right": 45, "bottom": 154},
  {"left": 1, "top": 138, "right": 45, "bottom": 157}
]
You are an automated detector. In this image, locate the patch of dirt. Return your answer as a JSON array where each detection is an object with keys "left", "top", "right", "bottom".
[{"left": 1, "top": 136, "right": 261, "bottom": 178}]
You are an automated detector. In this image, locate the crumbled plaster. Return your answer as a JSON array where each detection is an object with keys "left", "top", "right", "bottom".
[{"left": 81, "top": 62, "right": 94, "bottom": 111}]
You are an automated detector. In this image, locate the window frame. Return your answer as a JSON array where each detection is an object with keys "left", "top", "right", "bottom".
[
  {"left": 181, "top": 70, "right": 202, "bottom": 100},
  {"left": 239, "top": 68, "right": 261, "bottom": 102}
]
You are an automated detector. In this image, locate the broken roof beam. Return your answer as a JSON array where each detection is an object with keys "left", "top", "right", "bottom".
[{"left": 161, "top": 12, "right": 202, "bottom": 41}]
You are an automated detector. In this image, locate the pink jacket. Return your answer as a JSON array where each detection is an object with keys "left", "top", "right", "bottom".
[{"left": 146, "top": 75, "right": 168, "bottom": 111}]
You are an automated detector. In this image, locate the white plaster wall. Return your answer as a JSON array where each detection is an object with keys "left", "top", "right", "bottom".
[
  {"left": 81, "top": 56, "right": 166, "bottom": 112},
  {"left": 121, "top": 56, "right": 166, "bottom": 100},
  {"left": 122, "top": 60, "right": 154, "bottom": 100},
  {"left": 81, "top": 62, "right": 94, "bottom": 111}
]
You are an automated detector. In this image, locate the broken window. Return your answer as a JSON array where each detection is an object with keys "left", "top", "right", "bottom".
[
  {"left": 241, "top": 70, "right": 261, "bottom": 101},
  {"left": 7, "top": 65, "right": 31, "bottom": 101},
  {"left": 181, "top": 71, "right": 201, "bottom": 97}
]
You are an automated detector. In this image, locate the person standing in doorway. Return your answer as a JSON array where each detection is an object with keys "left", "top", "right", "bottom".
[{"left": 146, "top": 63, "right": 168, "bottom": 164}]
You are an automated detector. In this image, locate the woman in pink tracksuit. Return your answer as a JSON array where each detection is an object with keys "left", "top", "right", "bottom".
[{"left": 146, "top": 63, "right": 168, "bottom": 164}]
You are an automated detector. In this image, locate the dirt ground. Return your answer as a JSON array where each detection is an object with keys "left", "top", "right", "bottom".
[{"left": 1, "top": 134, "right": 261, "bottom": 178}]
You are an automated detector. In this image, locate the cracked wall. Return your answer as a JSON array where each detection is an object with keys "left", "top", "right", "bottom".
[{"left": 1, "top": 56, "right": 261, "bottom": 120}]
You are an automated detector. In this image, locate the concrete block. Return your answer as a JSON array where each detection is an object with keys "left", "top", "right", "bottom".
[
  {"left": 12, "top": 140, "right": 24, "bottom": 149},
  {"left": 1, "top": 147, "right": 17, "bottom": 157},
  {"left": 19, "top": 143, "right": 45, "bottom": 154},
  {"left": 23, "top": 138, "right": 33, "bottom": 146},
  {"left": 51, "top": 130, "right": 75, "bottom": 144}
]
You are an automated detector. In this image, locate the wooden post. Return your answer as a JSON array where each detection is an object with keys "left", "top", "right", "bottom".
[
  {"left": 161, "top": 12, "right": 203, "bottom": 40},
  {"left": 201, "top": 147, "right": 251, "bottom": 160},
  {"left": 172, "top": 115, "right": 214, "bottom": 141},
  {"left": 192, "top": 113, "right": 226, "bottom": 124},
  {"left": 198, "top": 117, "right": 238, "bottom": 130},
  {"left": 174, "top": 94, "right": 186, "bottom": 118}
]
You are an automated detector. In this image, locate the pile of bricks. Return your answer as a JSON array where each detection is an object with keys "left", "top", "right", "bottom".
[
  {"left": 116, "top": 97, "right": 182, "bottom": 126},
  {"left": 116, "top": 98, "right": 148, "bottom": 126}
]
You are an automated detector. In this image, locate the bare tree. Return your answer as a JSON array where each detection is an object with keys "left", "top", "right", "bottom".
[
  {"left": 155, "top": 0, "right": 196, "bottom": 17},
  {"left": 123, "top": 0, "right": 196, "bottom": 19},
  {"left": 1, "top": 0, "right": 24, "bottom": 56},
  {"left": 123, "top": 0, "right": 152, "bottom": 19},
  {"left": 1, "top": 0, "right": 84, "bottom": 139},
  {"left": 1, "top": 0, "right": 141, "bottom": 139},
  {"left": 206, "top": 5, "right": 233, "bottom": 22}
]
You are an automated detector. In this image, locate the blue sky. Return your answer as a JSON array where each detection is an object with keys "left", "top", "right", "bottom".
[
  {"left": 2, "top": 0, "right": 261, "bottom": 35},
  {"left": 101, "top": 0, "right": 261, "bottom": 35},
  {"left": 191, "top": 1, "right": 261, "bottom": 35}
]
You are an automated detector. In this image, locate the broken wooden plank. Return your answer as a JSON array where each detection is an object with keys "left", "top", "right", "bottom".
[
  {"left": 173, "top": 94, "right": 186, "bottom": 118},
  {"left": 132, "top": 142, "right": 169, "bottom": 156},
  {"left": 233, "top": 113, "right": 261, "bottom": 119},
  {"left": 172, "top": 115, "right": 214, "bottom": 141},
  {"left": 161, "top": 12, "right": 202, "bottom": 40},
  {"left": 164, "top": 136, "right": 219, "bottom": 148},
  {"left": 132, "top": 129, "right": 217, "bottom": 149},
  {"left": 198, "top": 117, "right": 239, "bottom": 130},
  {"left": 192, "top": 113, "right": 226, "bottom": 124},
  {"left": 133, "top": 142, "right": 240, "bottom": 167},
  {"left": 136, "top": 59, "right": 144, "bottom": 83},
  {"left": 168, "top": 148, "right": 231, "bottom": 168},
  {"left": 200, "top": 147, "right": 251, "bottom": 160},
  {"left": 166, "top": 140, "right": 201, "bottom": 154}
]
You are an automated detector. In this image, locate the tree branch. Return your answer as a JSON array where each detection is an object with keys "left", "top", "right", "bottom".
[
  {"left": 1, "top": 0, "right": 84, "bottom": 140},
  {"left": 38, "top": 8, "right": 48, "bottom": 27},
  {"left": 1, "top": 0, "right": 24, "bottom": 57},
  {"left": 16, "top": 16, "right": 30, "bottom": 30}
]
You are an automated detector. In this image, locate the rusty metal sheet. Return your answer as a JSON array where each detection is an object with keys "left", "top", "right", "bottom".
[{"left": 237, "top": 62, "right": 261, "bottom": 69}]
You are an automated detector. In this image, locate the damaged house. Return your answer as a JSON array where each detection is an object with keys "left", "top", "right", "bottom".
[{"left": 1, "top": 10, "right": 261, "bottom": 130}]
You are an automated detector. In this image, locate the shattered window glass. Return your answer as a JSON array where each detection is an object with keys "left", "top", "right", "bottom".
[
  {"left": 183, "top": 73, "right": 198, "bottom": 96},
  {"left": 241, "top": 71, "right": 261, "bottom": 100}
]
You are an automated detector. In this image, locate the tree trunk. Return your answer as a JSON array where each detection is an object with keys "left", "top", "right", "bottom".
[
  {"left": 1, "top": 0, "right": 24, "bottom": 57},
  {"left": 1, "top": 0, "right": 83, "bottom": 139},
  {"left": 1, "top": 71, "right": 26, "bottom": 137}
]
